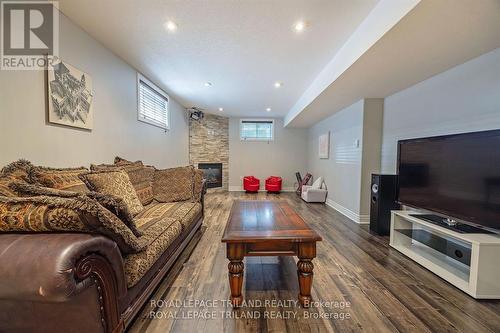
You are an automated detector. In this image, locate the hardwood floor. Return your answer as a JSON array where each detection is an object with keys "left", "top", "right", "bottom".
[{"left": 129, "top": 192, "right": 500, "bottom": 333}]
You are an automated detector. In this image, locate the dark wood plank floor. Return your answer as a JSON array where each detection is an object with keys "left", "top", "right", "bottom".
[{"left": 129, "top": 192, "right": 500, "bottom": 333}]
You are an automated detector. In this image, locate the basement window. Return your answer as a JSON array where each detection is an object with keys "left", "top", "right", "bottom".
[
  {"left": 137, "top": 73, "right": 170, "bottom": 130},
  {"left": 240, "top": 119, "right": 274, "bottom": 141}
]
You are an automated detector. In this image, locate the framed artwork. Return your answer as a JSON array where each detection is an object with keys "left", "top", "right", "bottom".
[
  {"left": 318, "top": 131, "right": 330, "bottom": 159},
  {"left": 47, "top": 59, "right": 94, "bottom": 129}
]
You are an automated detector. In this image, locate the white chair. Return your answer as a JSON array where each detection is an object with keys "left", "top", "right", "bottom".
[{"left": 301, "top": 177, "right": 328, "bottom": 203}]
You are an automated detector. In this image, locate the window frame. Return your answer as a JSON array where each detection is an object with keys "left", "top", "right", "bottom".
[
  {"left": 239, "top": 118, "right": 275, "bottom": 142},
  {"left": 137, "top": 73, "right": 170, "bottom": 130}
]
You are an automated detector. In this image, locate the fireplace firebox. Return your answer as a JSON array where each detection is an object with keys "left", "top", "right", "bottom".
[{"left": 198, "top": 163, "right": 223, "bottom": 188}]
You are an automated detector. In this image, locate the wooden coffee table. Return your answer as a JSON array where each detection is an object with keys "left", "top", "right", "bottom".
[{"left": 221, "top": 200, "right": 322, "bottom": 307}]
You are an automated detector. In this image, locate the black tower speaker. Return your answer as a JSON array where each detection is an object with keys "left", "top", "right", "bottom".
[{"left": 370, "top": 174, "right": 400, "bottom": 236}]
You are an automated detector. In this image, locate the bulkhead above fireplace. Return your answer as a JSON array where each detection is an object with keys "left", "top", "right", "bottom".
[{"left": 198, "top": 163, "right": 223, "bottom": 188}]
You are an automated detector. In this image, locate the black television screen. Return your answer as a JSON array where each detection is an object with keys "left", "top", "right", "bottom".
[{"left": 397, "top": 129, "right": 500, "bottom": 232}]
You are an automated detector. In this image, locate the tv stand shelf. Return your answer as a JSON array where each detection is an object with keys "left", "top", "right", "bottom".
[{"left": 390, "top": 211, "right": 500, "bottom": 299}]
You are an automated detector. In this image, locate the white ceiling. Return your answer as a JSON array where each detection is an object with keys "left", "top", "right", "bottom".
[
  {"left": 57, "top": 0, "right": 379, "bottom": 118},
  {"left": 285, "top": 0, "right": 500, "bottom": 127}
]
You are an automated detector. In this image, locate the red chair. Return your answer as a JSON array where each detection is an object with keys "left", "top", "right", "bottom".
[
  {"left": 243, "top": 176, "right": 260, "bottom": 192},
  {"left": 265, "top": 176, "right": 282, "bottom": 193}
]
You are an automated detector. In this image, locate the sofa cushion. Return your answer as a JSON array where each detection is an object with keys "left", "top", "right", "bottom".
[
  {"left": 92, "top": 162, "right": 155, "bottom": 206},
  {"left": 80, "top": 170, "right": 144, "bottom": 216},
  {"left": 192, "top": 169, "right": 204, "bottom": 202},
  {"left": 32, "top": 166, "right": 89, "bottom": 193},
  {"left": 153, "top": 166, "right": 194, "bottom": 203},
  {"left": 124, "top": 217, "right": 182, "bottom": 287},
  {"left": 0, "top": 195, "right": 144, "bottom": 254},
  {"left": 135, "top": 202, "right": 202, "bottom": 230},
  {"left": 311, "top": 177, "right": 323, "bottom": 189},
  {"left": 114, "top": 156, "right": 141, "bottom": 165},
  {"left": 10, "top": 182, "right": 143, "bottom": 237}
]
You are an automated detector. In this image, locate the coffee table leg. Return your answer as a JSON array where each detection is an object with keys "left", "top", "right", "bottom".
[
  {"left": 297, "top": 242, "right": 316, "bottom": 307},
  {"left": 227, "top": 243, "right": 244, "bottom": 307}
]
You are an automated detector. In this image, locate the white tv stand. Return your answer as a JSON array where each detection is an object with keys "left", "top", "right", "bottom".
[{"left": 390, "top": 211, "right": 500, "bottom": 299}]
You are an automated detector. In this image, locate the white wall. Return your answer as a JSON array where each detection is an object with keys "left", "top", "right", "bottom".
[
  {"left": 307, "top": 101, "right": 364, "bottom": 218},
  {"left": 0, "top": 13, "right": 189, "bottom": 169},
  {"left": 381, "top": 47, "right": 500, "bottom": 173},
  {"left": 228, "top": 118, "right": 308, "bottom": 191},
  {"left": 360, "top": 99, "right": 384, "bottom": 216}
]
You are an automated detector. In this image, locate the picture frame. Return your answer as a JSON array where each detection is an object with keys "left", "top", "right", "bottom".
[
  {"left": 318, "top": 131, "right": 330, "bottom": 159},
  {"left": 47, "top": 59, "right": 94, "bottom": 129}
]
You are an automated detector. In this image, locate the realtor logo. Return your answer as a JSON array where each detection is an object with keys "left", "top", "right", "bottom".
[{"left": 1, "top": 1, "right": 59, "bottom": 70}]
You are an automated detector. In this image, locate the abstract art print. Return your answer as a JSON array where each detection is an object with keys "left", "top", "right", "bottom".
[
  {"left": 47, "top": 59, "right": 94, "bottom": 129},
  {"left": 318, "top": 131, "right": 330, "bottom": 159}
]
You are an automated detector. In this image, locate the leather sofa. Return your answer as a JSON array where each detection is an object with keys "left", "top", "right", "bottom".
[{"left": 0, "top": 158, "right": 206, "bottom": 333}]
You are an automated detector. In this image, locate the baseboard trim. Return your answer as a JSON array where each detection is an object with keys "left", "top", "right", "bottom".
[
  {"left": 325, "top": 199, "right": 370, "bottom": 225},
  {"left": 228, "top": 186, "right": 295, "bottom": 192}
]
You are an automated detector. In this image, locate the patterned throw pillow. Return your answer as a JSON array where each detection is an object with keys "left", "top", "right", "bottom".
[
  {"left": 192, "top": 168, "right": 204, "bottom": 202},
  {"left": 153, "top": 166, "right": 194, "bottom": 203},
  {"left": 114, "top": 156, "right": 141, "bottom": 165},
  {"left": 92, "top": 161, "right": 155, "bottom": 206},
  {"left": 32, "top": 166, "right": 89, "bottom": 192},
  {"left": 80, "top": 170, "right": 144, "bottom": 216}
]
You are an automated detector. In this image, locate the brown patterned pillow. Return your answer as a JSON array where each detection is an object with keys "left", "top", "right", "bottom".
[
  {"left": 114, "top": 156, "right": 141, "bottom": 165},
  {"left": 80, "top": 170, "right": 144, "bottom": 216},
  {"left": 0, "top": 195, "right": 145, "bottom": 254},
  {"left": 92, "top": 162, "right": 155, "bottom": 206},
  {"left": 10, "top": 181, "right": 143, "bottom": 237},
  {"left": 153, "top": 166, "right": 194, "bottom": 203},
  {"left": 123, "top": 164, "right": 154, "bottom": 205},
  {"left": 32, "top": 166, "right": 89, "bottom": 192},
  {"left": 192, "top": 168, "right": 204, "bottom": 202}
]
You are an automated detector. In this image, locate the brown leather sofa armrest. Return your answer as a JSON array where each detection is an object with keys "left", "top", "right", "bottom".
[{"left": 0, "top": 233, "right": 127, "bottom": 302}]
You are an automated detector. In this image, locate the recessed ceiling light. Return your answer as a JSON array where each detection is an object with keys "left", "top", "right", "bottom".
[
  {"left": 204, "top": 82, "right": 212, "bottom": 87},
  {"left": 274, "top": 82, "right": 283, "bottom": 88},
  {"left": 164, "top": 20, "right": 178, "bottom": 32},
  {"left": 218, "top": 107, "right": 224, "bottom": 111},
  {"left": 294, "top": 21, "right": 306, "bottom": 32},
  {"left": 266, "top": 107, "right": 272, "bottom": 112}
]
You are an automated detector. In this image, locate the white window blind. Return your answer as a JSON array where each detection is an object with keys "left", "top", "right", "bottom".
[
  {"left": 137, "top": 74, "right": 169, "bottom": 130},
  {"left": 240, "top": 119, "right": 274, "bottom": 141}
]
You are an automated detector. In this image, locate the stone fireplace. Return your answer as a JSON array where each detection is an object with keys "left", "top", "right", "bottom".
[
  {"left": 198, "top": 163, "right": 223, "bottom": 188},
  {"left": 189, "top": 113, "right": 229, "bottom": 190}
]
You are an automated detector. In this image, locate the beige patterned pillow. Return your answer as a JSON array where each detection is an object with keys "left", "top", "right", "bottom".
[
  {"left": 80, "top": 170, "right": 144, "bottom": 216},
  {"left": 191, "top": 168, "right": 204, "bottom": 202},
  {"left": 91, "top": 162, "right": 155, "bottom": 206},
  {"left": 153, "top": 166, "right": 194, "bottom": 203}
]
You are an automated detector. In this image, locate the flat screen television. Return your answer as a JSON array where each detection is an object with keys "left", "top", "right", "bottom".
[{"left": 397, "top": 129, "right": 500, "bottom": 233}]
